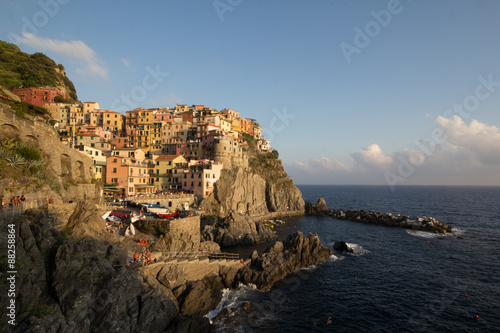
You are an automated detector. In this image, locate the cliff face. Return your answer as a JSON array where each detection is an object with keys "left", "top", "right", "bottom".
[
  {"left": 201, "top": 160, "right": 305, "bottom": 217},
  {"left": 0, "top": 202, "right": 218, "bottom": 333}
]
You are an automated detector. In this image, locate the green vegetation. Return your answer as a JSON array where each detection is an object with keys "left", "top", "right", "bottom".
[
  {"left": 29, "top": 303, "right": 54, "bottom": 318},
  {"left": 1, "top": 96, "right": 51, "bottom": 119},
  {"left": 0, "top": 137, "right": 46, "bottom": 171},
  {"left": 57, "top": 229, "right": 72, "bottom": 242},
  {"left": 0, "top": 136, "right": 67, "bottom": 193},
  {"left": 0, "top": 40, "right": 78, "bottom": 101}
]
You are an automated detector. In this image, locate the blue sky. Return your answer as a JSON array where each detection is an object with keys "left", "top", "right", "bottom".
[{"left": 1, "top": 0, "right": 500, "bottom": 186}]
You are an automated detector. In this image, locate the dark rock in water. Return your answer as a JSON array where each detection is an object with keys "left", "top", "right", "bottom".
[
  {"left": 305, "top": 197, "right": 329, "bottom": 215},
  {"left": 315, "top": 197, "right": 329, "bottom": 212},
  {"left": 334, "top": 241, "right": 353, "bottom": 253},
  {"left": 212, "top": 308, "right": 231, "bottom": 323},
  {"left": 236, "top": 231, "right": 334, "bottom": 290}
]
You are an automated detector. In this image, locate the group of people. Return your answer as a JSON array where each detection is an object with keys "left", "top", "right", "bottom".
[
  {"left": 133, "top": 251, "right": 156, "bottom": 266},
  {"left": 1, "top": 195, "right": 25, "bottom": 208}
]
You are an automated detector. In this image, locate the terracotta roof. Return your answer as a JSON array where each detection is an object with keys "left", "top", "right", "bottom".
[{"left": 156, "top": 154, "right": 183, "bottom": 161}]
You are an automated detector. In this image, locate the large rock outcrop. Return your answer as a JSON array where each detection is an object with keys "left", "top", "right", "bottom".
[
  {"left": 201, "top": 212, "right": 276, "bottom": 247},
  {"left": 201, "top": 163, "right": 305, "bottom": 217},
  {"left": 236, "top": 231, "right": 334, "bottom": 290},
  {"left": 200, "top": 162, "right": 305, "bottom": 246}
]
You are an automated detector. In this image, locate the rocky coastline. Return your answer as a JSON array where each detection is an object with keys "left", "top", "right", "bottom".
[
  {"left": 1, "top": 200, "right": 337, "bottom": 333},
  {"left": 306, "top": 198, "right": 453, "bottom": 234}
]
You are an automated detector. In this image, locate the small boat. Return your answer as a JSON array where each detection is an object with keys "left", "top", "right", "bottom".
[
  {"left": 125, "top": 223, "right": 136, "bottom": 236},
  {"left": 102, "top": 211, "right": 112, "bottom": 220},
  {"left": 107, "top": 215, "right": 121, "bottom": 223},
  {"left": 130, "top": 215, "right": 145, "bottom": 223},
  {"left": 147, "top": 207, "right": 171, "bottom": 214},
  {"left": 157, "top": 212, "right": 179, "bottom": 218}
]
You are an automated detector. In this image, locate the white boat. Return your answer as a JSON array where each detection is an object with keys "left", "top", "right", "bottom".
[
  {"left": 131, "top": 215, "right": 144, "bottom": 223},
  {"left": 102, "top": 211, "right": 112, "bottom": 220},
  {"left": 107, "top": 215, "right": 121, "bottom": 223},
  {"left": 147, "top": 207, "right": 171, "bottom": 214},
  {"left": 125, "top": 223, "right": 136, "bottom": 236}
]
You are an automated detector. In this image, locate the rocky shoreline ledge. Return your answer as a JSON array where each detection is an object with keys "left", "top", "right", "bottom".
[{"left": 306, "top": 198, "right": 453, "bottom": 234}]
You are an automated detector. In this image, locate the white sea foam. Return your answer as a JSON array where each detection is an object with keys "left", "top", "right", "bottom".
[
  {"left": 345, "top": 243, "right": 371, "bottom": 256},
  {"left": 406, "top": 228, "right": 466, "bottom": 239},
  {"left": 206, "top": 284, "right": 258, "bottom": 322}
]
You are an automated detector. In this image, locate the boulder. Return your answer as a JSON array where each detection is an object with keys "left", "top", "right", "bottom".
[
  {"left": 236, "top": 232, "right": 334, "bottom": 290},
  {"left": 333, "top": 241, "right": 352, "bottom": 253}
]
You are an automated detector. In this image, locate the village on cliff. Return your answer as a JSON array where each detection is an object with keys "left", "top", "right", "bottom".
[{"left": 13, "top": 87, "right": 273, "bottom": 199}]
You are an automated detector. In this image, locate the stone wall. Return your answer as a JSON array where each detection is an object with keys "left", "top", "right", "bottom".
[
  {"left": 0, "top": 104, "right": 94, "bottom": 184},
  {"left": 131, "top": 194, "right": 195, "bottom": 212}
]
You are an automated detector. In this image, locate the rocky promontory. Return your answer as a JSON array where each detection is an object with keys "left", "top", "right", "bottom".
[
  {"left": 200, "top": 160, "right": 305, "bottom": 247},
  {"left": 306, "top": 198, "right": 453, "bottom": 234},
  {"left": 236, "top": 231, "right": 334, "bottom": 290}
]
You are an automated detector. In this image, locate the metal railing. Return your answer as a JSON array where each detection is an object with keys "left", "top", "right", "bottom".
[
  {"left": 162, "top": 251, "right": 239, "bottom": 261},
  {"left": 1, "top": 200, "right": 46, "bottom": 219}
]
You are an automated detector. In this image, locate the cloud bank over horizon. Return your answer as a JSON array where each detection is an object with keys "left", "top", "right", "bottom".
[{"left": 287, "top": 116, "right": 500, "bottom": 186}]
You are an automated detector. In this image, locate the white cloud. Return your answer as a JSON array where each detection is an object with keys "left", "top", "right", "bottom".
[
  {"left": 146, "top": 93, "right": 183, "bottom": 108},
  {"left": 437, "top": 116, "right": 500, "bottom": 165},
  {"left": 121, "top": 58, "right": 130, "bottom": 69},
  {"left": 15, "top": 33, "right": 108, "bottom": 79},
  {"left": 286, "top": 116, "right": 500, "bottom": 186},
  {"left": 351, "top": 143, "right": 393, "bottom": 170},
  {"left": 294, "top": 157, "right": 350, "bottom": 173}
]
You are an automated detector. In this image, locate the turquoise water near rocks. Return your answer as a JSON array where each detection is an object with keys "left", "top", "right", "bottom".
[{"left": 213, "top": 185, "right": 500, "bottom": 332}]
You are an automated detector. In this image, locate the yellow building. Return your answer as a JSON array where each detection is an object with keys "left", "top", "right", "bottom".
[{"left": 153, "top": 155, "right": 188, "bottom": 191}]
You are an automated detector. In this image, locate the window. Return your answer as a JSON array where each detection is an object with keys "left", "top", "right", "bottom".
[
  {"left": 198, "top": 182, "right": 201, "bottom": 186},
  {"left": 213, "top": 174, "right": 215, "bottom": 178},
  {"left": 206, "top": 182, "right": 209, "bottom": 187},
  {"left": 184, "top": 182, "right": 187, "bottom": 186},
  {"left": 112, "top": 168, "right": 117, "bottom": 173},
  {"left": 129, "top": 178, "right": 133, "bottom": 182},
  {"left": 191, "top": 182, "right": 194, "bottom": 186},
  {"left": 113, "top": 158, "right": 117, "bottom": 163}
]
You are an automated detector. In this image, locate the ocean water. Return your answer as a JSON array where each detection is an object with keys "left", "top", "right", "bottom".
[{"left": 212, "top": 185, "right": 500, "bottom": 332}]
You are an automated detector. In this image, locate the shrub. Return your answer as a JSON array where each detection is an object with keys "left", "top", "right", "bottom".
[
  {"left": 14, "top": 146, "right": 41, "bottom": 161},
  {"left": 30, "top": 303, "right": 53, "bottom": 318}
]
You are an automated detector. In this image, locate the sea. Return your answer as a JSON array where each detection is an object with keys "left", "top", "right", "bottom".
[{"left": 209, "top": 185, "right": 500, "bottom": 333}]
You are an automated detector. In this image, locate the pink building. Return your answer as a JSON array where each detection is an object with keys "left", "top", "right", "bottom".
[
  {"left": 13, "top": 87, "right": 66, "bottom": 107},
  {"left": 182, "top": 160, "right": 223, "bottom": 197}
]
